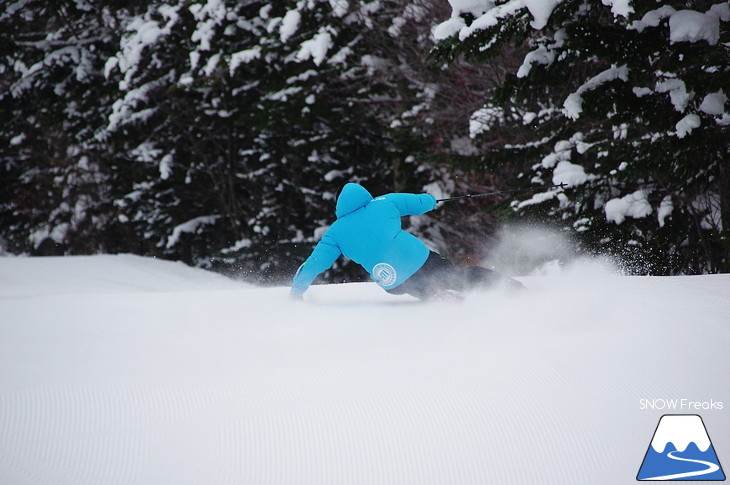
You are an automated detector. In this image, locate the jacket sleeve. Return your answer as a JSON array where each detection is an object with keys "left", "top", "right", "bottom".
[
  {"left": 383, "top": 193, "right": 437, "bottom": 216},
  {"left": 290, "top": 232, "right": 342, "bottom": 296}
]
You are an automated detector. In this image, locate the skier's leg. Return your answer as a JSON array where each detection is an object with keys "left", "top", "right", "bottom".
[
  {"left": 427, "top": 255, "right": 524, "bottom": 292},
  {"left": 461, "top": 266, "right": 524, "bottom": 290},
  {"left": 385, "top": 252, "right": 450, "bottom": 300},
  {"left": 387, "top": 252, "right": 523, "bottom": 300}
]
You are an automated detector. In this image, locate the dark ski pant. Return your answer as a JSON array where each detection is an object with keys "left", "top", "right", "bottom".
[{"left": 386, "top": 251, "right": 518, "bottom": 300}]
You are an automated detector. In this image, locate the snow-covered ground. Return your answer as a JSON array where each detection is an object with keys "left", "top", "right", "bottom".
[{"left": 1, "top": 254, "right": 728, "bottom": 484}]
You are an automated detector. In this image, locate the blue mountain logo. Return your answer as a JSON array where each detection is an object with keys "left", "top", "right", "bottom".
[{"left": 637, "top": 414, "right": 725, "bottom": 481}]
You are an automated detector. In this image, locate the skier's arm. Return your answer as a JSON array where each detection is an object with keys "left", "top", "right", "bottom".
[
  {"left": 383, "top": 193, "right": 437, "bottom": 216},
  {"left": 290, "top": 232, "right": 341, "bottom": 297}
]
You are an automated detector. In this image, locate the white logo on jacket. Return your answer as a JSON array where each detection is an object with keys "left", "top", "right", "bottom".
[{"left": 372, "top": 263, "right": 397, "bottom": 287}]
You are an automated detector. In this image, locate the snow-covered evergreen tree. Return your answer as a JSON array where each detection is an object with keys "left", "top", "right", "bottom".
[
  {"left": 2, "top": 0, "right": 459, "bottom": 282},
  {"left": 100, "top": 0, "right": 406, "bottom": 282},
  {"left": 433, "top": 0, "right": 730, "bottom": 273},
  {"left": 0, "top": 1, "right": 144, "bottom": 255},
  {"left": 6, "top": 0, "right": 651, "bottom": 280}
]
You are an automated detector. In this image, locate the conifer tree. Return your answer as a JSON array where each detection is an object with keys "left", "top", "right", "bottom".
[
  {"left": 0, "top": 2, "right": 144, "bottom": 255},
  {"left": 100, "top": 0, "right": 402, "bottom": 282},
  {"left": 2, "top": 0, "right": 532, "bottom": 281},
  {"left": 433, "top": 0, "right": 729, "bottom": 273}
]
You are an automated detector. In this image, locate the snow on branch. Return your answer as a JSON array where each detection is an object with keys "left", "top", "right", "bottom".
[
  {"left": 296, "top": 27, "right": 334, "bottom": 66},
  {"left": 469, "top": 105, "right": 503, "bottom": 138},
  {"left": 675, "top": 113, "right": 701, "bottom": 138},
  {"left": 563, "top": 65, "right": 628, "bottom": 120},
  {"left": 628, "top": 6, "right": 676, "bottom": 33},
  {"left": 441, "top": 0, "right": 564, "bottom": 41},
  {"left": 655, "top": 77, "right": 692, "bottom": 112},
  {"left": 600, "top": 0, "right": 633, "bottom": 18},
  {"left": 106, "top": 74, "right": 172, "bottom": 132},
  {"left": 605, "top": 190, "right": 652, "bottom": 225},
  {"left": 629, "top": 3, "right": 730, "bottom": 46},
  {"left": 517, "top": 29, "right": 566, "bottom": 78},
  {"left": 229, "top": 47, "right": 262, "bottom": 75},
  {"left": 280, "top": 9, "right": 301, "bottom": 42},
  {"left": 700, "top": 90, "right": 728, "bottom": 116},
  {"left": 167, "top": 216, "right": 221, "bottom": 249},
  {"left": 107, "top": 6, "right": 180, "bottom": 90},
  {"left": 11, "top": 46, "right": 81, "bottom": 97},
  {"left": 190, "top": 0, "right": 227, "bottom": 51},
  {"left": 669, "top": 4, "right": 729, "bottom": 45}
]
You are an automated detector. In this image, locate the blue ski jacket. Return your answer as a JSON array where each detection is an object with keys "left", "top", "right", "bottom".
[{"left": 290, "top": 183, "right": 437, "bottom": 296}]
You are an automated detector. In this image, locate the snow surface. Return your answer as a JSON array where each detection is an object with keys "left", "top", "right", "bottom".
[{"left": 1, "top": 255, "right": 729, "bottom": 484}]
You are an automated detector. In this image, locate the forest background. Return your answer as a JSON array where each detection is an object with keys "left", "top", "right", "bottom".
[{"left": 1, "top": 0, "right": 728, "bottom": 284}]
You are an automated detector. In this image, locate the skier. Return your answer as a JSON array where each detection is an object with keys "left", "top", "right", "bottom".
[{"left": 290, "top": 182, "right": 520, "bottom": 301}]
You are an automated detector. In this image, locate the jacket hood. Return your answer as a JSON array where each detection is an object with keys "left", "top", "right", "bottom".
[{"left": 335, "top": 183, "right": 372, "bottom": 218}]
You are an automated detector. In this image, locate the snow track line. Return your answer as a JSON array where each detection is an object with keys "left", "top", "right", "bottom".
[{"left": 640, "top": 450, "right": 720, "bottom": 481}]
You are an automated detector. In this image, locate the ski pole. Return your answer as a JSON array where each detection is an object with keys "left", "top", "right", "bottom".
[{"left": 436, "top": 183, "right": 567, "bottom": 203}]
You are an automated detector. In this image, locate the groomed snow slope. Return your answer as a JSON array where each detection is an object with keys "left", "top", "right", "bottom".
[{"left": 1, "top": 255, "right": 728, "bottom": 484}]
